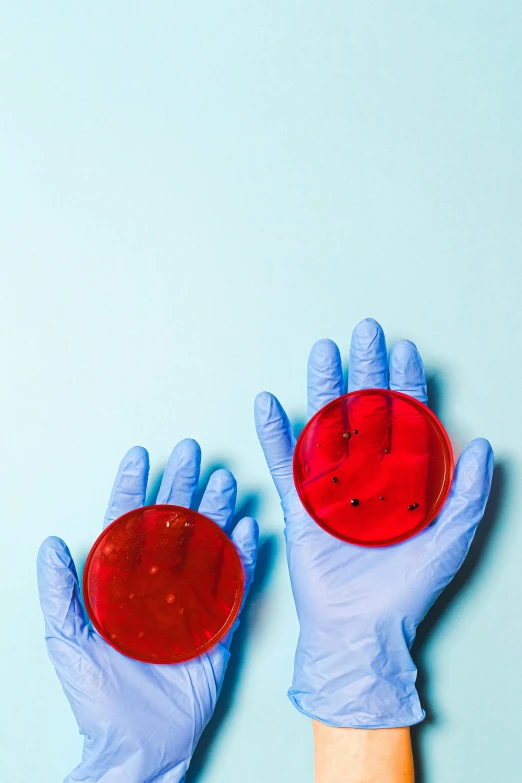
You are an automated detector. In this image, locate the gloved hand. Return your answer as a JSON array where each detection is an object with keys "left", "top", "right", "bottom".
[
  {"left": 255, "top": 318, "right": 493, "bottom": 728},
  {"left": 37, "top": 439, "right": 258, "bottom": 782}
]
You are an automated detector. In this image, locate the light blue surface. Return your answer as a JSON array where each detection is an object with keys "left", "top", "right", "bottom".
[{"left": 1, "top": 3, "right": 521, "bottom": 780}]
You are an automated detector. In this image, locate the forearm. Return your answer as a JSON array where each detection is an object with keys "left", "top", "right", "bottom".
[{"left": 313, "top": 721, "right": 414, "bottom": 783}]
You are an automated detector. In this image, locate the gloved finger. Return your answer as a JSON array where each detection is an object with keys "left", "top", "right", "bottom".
[
  {"left": 305, "top": 339, "right": 347, "bottom": 473},
  {"left": 231, "top": 516, "right": 259, "bottom": 604},
  {"left": 103, "top": 446, "right": 149, "bottom": 528},
  {"left": 37, "top": 536, "right": 88, "bottom": 657},
  {"left": 198, "top": 469, "right": 237, "bottom": 533},
  {"left": 347, "top": 318, "right": 388, "bottom": 392},
  {"left": 307, "top": 338, "right": 344, "bottom": 418},
  {"left": 220, "top": 516, "right": 259, "bottom": 650},
  {"left": 429, "top": 438, "right": 494, "bottom": 577},
  {"left": 389, "top": 341, "right": 430, "bottom": 515},
  {"left": 345, "top": 321, "right": 390, "bottom": 456},
  {"left": 156, "top": 438, "right": 201, "bottom": 507},
  {"left": 254, "top": 391, "right": 296, "bottom": 501},
  {"left": 389, "top": 340, "right": 428, "bottom": 403}
]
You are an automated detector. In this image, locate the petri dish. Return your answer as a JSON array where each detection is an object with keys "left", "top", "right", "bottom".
[
  {"left": 83, "top": 505, "right": 244, "bottom": 664},
  {"left": 293, "top": 389, "right": 454, "bottom": 547}
]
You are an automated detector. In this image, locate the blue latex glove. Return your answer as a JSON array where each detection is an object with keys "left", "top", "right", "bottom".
[
  {"left": 255, "top": 318, "right": 493, "bottom": 728},
  {"left": 37, "top": 439, "right": 258, "bottom": 782}
]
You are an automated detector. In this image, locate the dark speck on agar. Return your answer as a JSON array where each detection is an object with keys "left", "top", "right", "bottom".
[
  {"left": 342, "top": 431, "right": 351, "bottom": 440},
  {"left": 332, "top": 476, "right": 339, "bottom": 483},
  {"left": 351, "top": 498, "right": 360, "bottom": 506},
  {"left": 380, "top": 496, "right": 385, "bottom": 501}
]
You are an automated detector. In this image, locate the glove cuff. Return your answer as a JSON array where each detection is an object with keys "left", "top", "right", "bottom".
[
  {"left": 289, "top": 642, "right": 424, "bottom": 728},
  {"left": 287, "top": 689, "right": 425, "bottom": 729}
]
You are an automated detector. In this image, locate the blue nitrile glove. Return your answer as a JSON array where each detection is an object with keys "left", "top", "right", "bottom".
[
  {"left": 37, "top": 439, "right": 258, "bottom": 783},
  {"left": 255, "top": 318, "right": 493, "bottom": 729}
]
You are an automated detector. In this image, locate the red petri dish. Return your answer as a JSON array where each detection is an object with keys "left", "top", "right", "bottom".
[
  {"left": 293, "top": 389, "right": 454, "bottom": 547},
  {"left": 83, "top": 505, "right": 244, "bottom": 664}
]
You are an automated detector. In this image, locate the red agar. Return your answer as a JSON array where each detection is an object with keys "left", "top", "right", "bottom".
[
  {"left": 83, "top": 505, "right": 244, "bottom": 664},
  {"left": 293, "top": 389, "right": 454, "bottom": 547}
]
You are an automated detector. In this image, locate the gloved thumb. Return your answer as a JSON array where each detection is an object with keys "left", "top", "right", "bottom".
[
  {"left": 428, "top": 438, "right": 494, "bottom": 588},
  {"left": 37, "top": 536, "right": 88, "bottom": 662}
]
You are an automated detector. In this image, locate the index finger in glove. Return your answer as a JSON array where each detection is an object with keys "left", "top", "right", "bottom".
[
  {"left": 219, "top": 515, "right": 259, "bottom": 650},
  {"left": 104, "top": 446, "right": 149, "bottom": 528}
]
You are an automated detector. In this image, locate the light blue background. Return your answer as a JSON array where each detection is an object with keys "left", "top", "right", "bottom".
[{"left": 1, "top": 3, "right": 521, "bottom": 780}]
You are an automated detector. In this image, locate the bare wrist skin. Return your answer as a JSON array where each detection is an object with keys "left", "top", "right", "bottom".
[{"left": 313, "top": 721, "right": 415, "bottom": 783}]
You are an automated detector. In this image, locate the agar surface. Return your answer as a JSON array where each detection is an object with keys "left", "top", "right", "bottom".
[
  {"left": 83, "top": 506, "right": 244, "bottom": 663},
  {"left": 293, "top": 389, "right": 453, "bottom": 547}
]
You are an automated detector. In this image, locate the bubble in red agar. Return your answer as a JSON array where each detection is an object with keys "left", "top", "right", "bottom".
[
  {"left": 293, "top": 389, "right": 454, "bottom": 547},
  {"left": 83, "top": 505, "right": 244, "bottom": 664}
]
